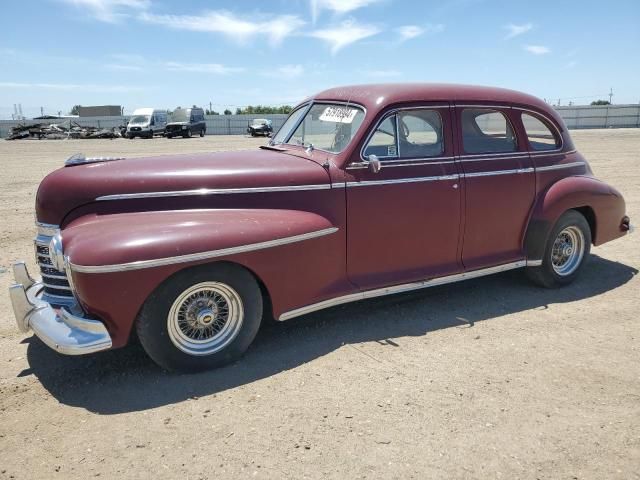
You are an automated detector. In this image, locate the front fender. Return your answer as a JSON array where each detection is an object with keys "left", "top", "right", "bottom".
[
  {"left": 64, "top": 209, "right": 335, "bottom": 270},
  {"left": 525, "top": 175, "right": 626, "bottom": 260},
  {"left": 61, "top": 209, "right": 343, "bottom": 347}
]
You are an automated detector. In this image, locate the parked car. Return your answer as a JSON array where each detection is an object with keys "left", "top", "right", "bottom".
[
  {"left": 247, "top": 118, "right": 273, "bottom": 137},
  {"left": 165, "top": 106, "right": 206, "bottom": 138},
  {"left": 126, "top": 108, "right": 167, "bottom": 138},
  {"left": 9, "top": 84, "right": 632, "bottom": 372}
]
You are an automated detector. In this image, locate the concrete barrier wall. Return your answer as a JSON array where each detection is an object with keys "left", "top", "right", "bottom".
[{"left": 2, "top": 106, "right": 639, "bottom": 138}]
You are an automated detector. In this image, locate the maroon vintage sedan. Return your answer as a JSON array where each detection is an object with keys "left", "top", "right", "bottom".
[{"left": 9, "top": 84, "right": 632, "bottom": 372}]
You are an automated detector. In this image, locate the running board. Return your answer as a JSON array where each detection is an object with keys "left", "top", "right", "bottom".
[{"left": 278, "top": 260, "right": 534, "bottom": 321}]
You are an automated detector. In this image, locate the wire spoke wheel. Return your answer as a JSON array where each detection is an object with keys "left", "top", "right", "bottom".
[
  {"left": 167, "top": 282, "right": 244, "bottom": 356},
  {"left": 550, "top": 226, "right": 585, "bottom": 276}
]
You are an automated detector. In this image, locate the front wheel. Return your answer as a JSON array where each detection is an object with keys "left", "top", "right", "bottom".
[
  {"left": 136, "top": 264, "right": 263, "bottom": 372},
  {"left": 200, "top": 128, "right": 205, "bottom": 137},
  {"left": 526, "top": 210, "right": 591, "bottom": 288}
]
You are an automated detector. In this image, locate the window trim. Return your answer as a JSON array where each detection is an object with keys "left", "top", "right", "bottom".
[
  {"left": 358, "top": 105, "right": 450, "bottom": 164},
  {"left": 517, "top": 109, "right": 564, "bottom": 153},
  {"left": 460, "top": 107, "right": 519, "bottom": 155},
  {"left": 270, "top": 100, "right": 367, "bottom": 155}
]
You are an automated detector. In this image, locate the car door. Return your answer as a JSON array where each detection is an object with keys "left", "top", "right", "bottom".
[
  {"left": 345, "top": 105, "right": 462, "bottom": 290},
  {"left": 455, "top": 104, "right": 536, "bottom": 270}
]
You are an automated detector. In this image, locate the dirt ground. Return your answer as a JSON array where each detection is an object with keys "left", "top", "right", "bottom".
[{"left": 0, "top": 130, "right": 638, "bottom": 479}]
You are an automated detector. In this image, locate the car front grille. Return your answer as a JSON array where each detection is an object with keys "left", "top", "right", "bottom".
[{"left": 35, "top": 226, "right": 75, "bottom": 305}]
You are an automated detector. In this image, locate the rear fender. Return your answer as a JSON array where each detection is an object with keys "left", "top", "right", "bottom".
[
  {"left": 62, "top": 209, "right": 342, "bottom": 347},
  {"left": 525, "top": 176, "right": 626, "bottom": 260}
]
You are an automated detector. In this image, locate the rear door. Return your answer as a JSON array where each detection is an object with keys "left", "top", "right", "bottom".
[
  {"left": 454, "top": 105, "right": 536, "bottom": 270},
  {"left": 345, "top": 104, "right": 462, "bottom": 290}
]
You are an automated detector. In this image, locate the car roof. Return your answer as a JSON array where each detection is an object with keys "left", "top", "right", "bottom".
[{"left": 310, "top": 83, "right": 561, "bottom": 124}]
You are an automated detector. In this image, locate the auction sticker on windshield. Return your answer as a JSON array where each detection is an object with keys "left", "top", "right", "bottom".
[{"left": 319, "top": 106, "right": 358, "bottom": 124}]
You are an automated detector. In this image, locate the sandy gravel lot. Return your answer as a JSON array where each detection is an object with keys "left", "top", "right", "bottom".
[{"left": 0, "top": 130, "right": 638, "bottom": 479}]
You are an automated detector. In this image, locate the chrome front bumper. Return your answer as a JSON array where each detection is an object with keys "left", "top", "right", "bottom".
[{"left": 9, "top": 262, "right": 112, "bottom": 355}]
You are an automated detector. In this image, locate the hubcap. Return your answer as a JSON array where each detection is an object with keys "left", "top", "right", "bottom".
[
  {"left": 167, "top": 282, "right": 244, "bottom": 356},
  {"left": 551, "top": 226, "right": 585, "bottom": 276}
]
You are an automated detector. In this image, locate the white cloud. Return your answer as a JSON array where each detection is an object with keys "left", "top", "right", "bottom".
[
  {"left": 310, "top": 0, "right": 381, "bottom": 23},
  {"left": 396, "top": 23, "right": 444, "bottom": 42},
  {"left": 524, "top": 45, "right": 550, "bottom": 55},
  {"left": 365, "top": 69, "right": 402, "bottom": 78},
  {"left": 504, "top": 23, "right": 533, "bottom": 39},
  {"left": 565, "top": 60, "right": 578, "bottom": 69},
  {"left": 309, "top": 20, "right": 380, "bottom": 55},
  {"left": 263, "top": 64, "right": 305, "bottom": 79},
  {"left": 60, "top": 0, "right": 150, "bottom": 23},
  {"left": 139, "top": 10, "right": 305, "bottom": 47},
  {"left": 0, "top": 82, "right": 142, "bottom": 92},
  {"left": 163, "top": 62, "right": 244, "bottom": 74},
  {"left": 397, "top": 25, "right": 424, "bottom": 41}
]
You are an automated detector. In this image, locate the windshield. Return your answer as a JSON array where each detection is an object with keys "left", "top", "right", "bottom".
[
  {"left": 251, "top": 119, "right": 268, "bottom": 126},
  {"left": 171, "top": 109, "right": 190, "bottom": 122},
  {"left": 270, "top": 103, "right": 365, "bottom": 153},
  {"left": 130, "top": 115, "right": 150, "bottom": 125}
]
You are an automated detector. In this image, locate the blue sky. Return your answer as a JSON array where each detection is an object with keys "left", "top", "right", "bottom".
[{"left": 1, "top": 0, "right": 638, "bottom": 118}]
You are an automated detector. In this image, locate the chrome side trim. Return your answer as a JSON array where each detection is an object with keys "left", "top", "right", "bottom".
[
  {"left": 530, "top": 149, "right": 576, "bottom": 158},
  {"left": 278, "top": 260, "right": 527, "bottom": 321},
  {"left": 526, "top": 259, "right": 543, "bottom": 267},
  {"left": 347, "top": 160, "right": 456, "bottom": 170},
  {"left": 96, "top": 184, "right": 332, "bottom": 201},
  {"left": 463, "top": 167, "right": 534, "bottom": 178},
  {"left": 346, "top": 174, "right": 459, "bottom": 188},
  {"left": 460, "top": 154, "right": 528, "bottom": 163},
  {"left": 536, "top": 161, "right": 586, "bottom": 172},
  {"left": 70, "top": 227, "right": 339, "bottom": 273}
]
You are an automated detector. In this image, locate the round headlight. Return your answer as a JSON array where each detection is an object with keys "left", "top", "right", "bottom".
[{"left": 48, "top": 234, "right": 65, "bottom": 271}]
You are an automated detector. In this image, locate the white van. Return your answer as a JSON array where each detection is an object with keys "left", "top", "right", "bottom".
[{"left": 126, "top": 108, "right": 167, "bottom": 139}]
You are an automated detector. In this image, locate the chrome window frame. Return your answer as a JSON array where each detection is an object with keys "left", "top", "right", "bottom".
[
  {"left": 357, "top": 105, "right": 450, "bottom": 166},
  {"left": 459, "top": 106, "right": 519, "bottom": 155},
  {"left": 270, "top": 100, "right": 367, "bottom": 155},
  {"left": 516, "top": 108, "right": 564, "bottom": 154}
]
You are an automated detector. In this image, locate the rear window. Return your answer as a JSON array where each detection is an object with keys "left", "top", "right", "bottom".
[
  {"left": 521, "top": 113, "right": 560, "bottom": 151},
  {"left": 461, "top": 109, "right": 516, "bottom": 154}
]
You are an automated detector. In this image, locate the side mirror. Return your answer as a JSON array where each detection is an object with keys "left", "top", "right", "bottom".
[{"left": 367, "top": 154, "right": 382, "bottom": 173}]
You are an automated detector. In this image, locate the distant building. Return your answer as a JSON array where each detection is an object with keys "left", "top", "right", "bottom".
[{"left": 77, "top": 105, "right": 122, "bottom": 117}]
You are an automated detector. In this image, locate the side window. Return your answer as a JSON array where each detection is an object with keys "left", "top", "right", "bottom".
[
  {"left": 363, "top": 115, "right": 398, "bottom": 158},
  {"left": 521, "top": 113, "right": 560, "bottom": 151},
  {"left": 397, "top": 109, "right": 443, "bottom": 158},
  {"left": 461, "top": 109, "right": 516, "bottom": 154}
]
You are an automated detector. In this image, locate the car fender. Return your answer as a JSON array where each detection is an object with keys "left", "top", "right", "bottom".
[
  {"left": 62, "top": 209, "right": 343, "bottom": 347},
  {"left": 524, "top": 175, "right": 626, "bottom": 260}
]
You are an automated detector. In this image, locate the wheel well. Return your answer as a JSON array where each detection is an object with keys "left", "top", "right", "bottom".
[{"left": 573, "top": 206, "right": 596, "bottom": 243}]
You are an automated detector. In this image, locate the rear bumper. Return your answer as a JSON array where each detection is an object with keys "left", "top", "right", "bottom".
[{"left": 9, "top": 262, "right": 112, "bottom": 355}]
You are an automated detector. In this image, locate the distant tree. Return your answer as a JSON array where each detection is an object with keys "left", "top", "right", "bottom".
[
  {"left": 590, "top": 100, "right": 611, "bottom": 106},
  {"left": 223, "top": 109, "right": 232, "bottom": 115},
  {"left": 234, "top": 105, "right": 294, "bottom": 115},
  {"left": 69, "top": 105, "right": 82, "bottom": 115},
  {"left": 205, "top": 109, "right": 219, "bottom": 115}
]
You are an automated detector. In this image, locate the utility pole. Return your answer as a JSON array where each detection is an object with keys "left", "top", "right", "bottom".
[
  {"left": 40, "top": 106, "right": 44, "bottom": 117},
  {"left": 209, "top": 101, "right": 212, "bottom": 114},
  {"left": 608, "top": 88, "right": 613, "bottom": 104}
]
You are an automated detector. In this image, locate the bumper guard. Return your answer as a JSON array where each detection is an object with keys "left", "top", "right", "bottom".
[{"left": 9, "top": 262, "right": 112, "bottom": 355}]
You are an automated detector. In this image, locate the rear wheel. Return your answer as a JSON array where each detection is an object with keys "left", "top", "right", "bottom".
[
  {"left": 136, "top": 264, "right": 263, "bottom": 372},
  {"left": 526, "top": 210, "right": 591, "bottom": 288}
]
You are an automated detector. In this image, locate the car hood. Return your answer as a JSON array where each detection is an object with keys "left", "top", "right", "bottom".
[{"left": 36, "top": 149, "right": 330, "bottom": 225}]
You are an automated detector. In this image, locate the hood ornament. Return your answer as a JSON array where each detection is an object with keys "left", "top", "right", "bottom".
[{"left": 65, "top": 153, "right": 125, "bottom": 167}]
